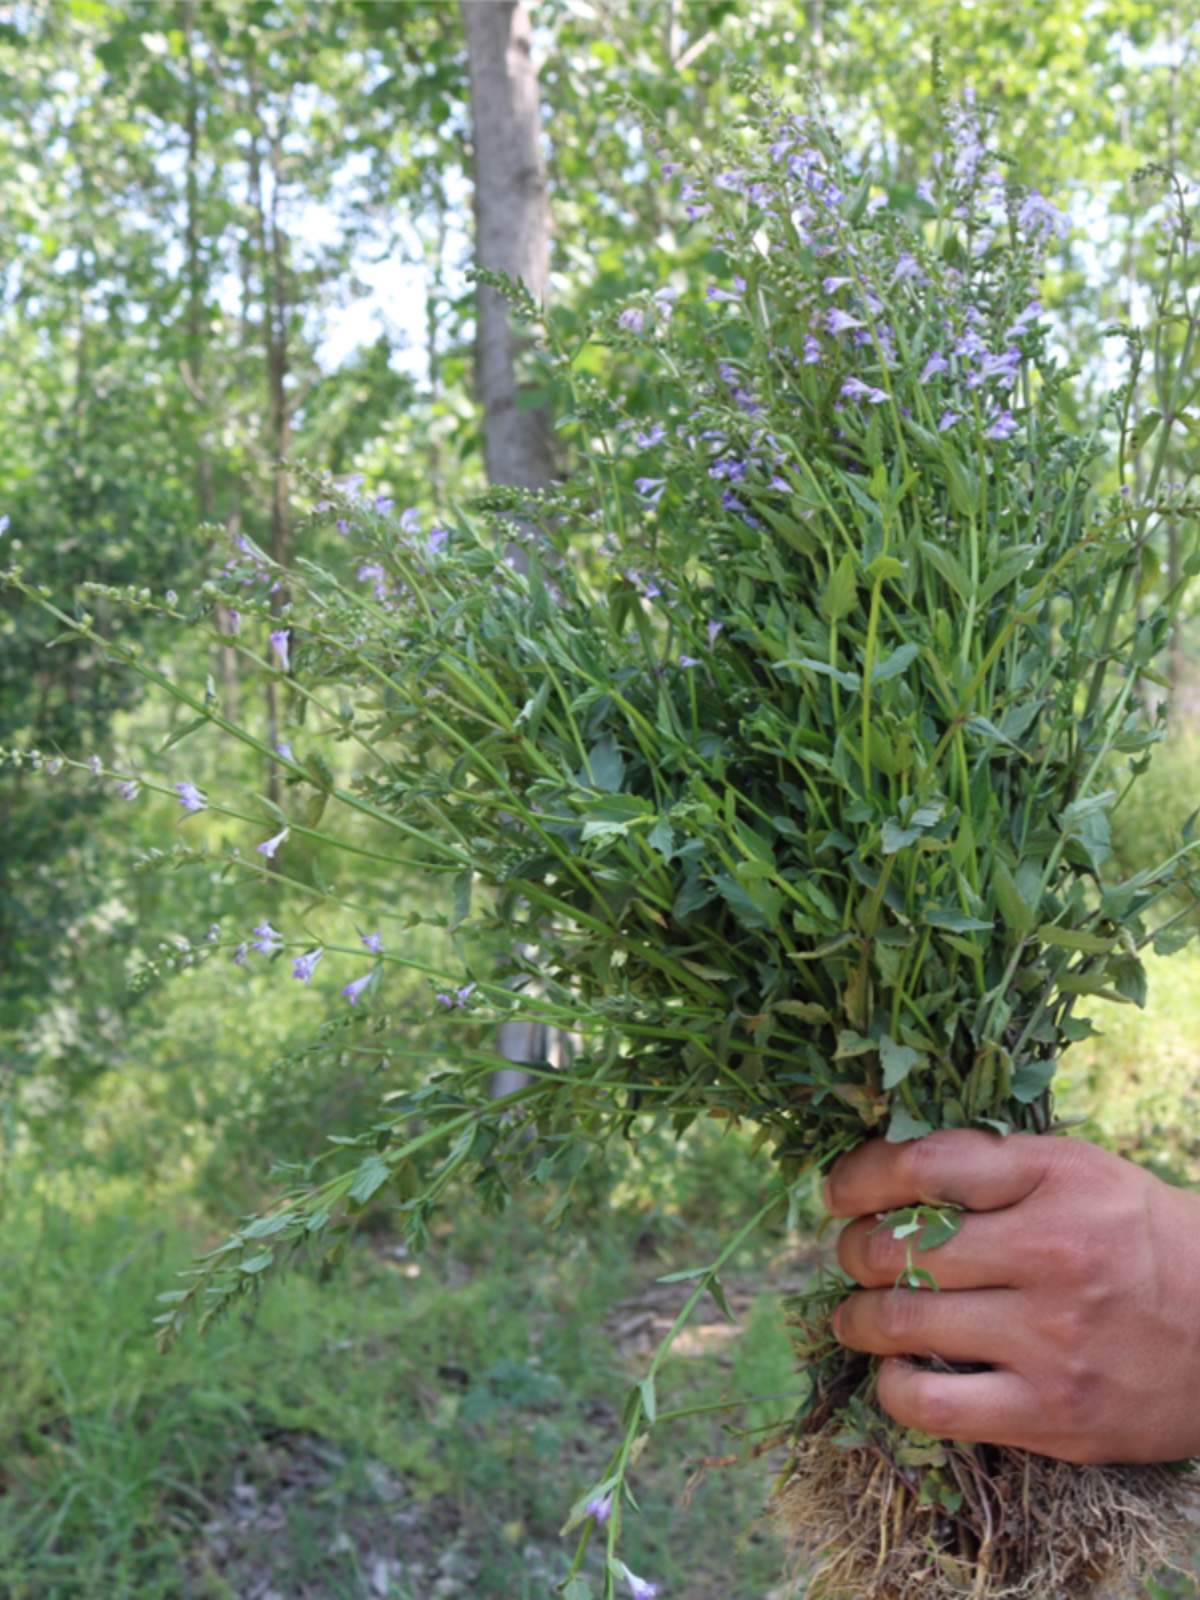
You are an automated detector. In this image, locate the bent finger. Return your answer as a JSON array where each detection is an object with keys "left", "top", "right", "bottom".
[
  {"left": 824, "top": 1131, "right": 1052, "bottom": 1219},
  {"left": 877, "top": 1358, "right": 1044, "bottom": 1451},
  {"left": 833, "top": 1285, "right": 1020, "bottom": 1365},
  {"left": 836, "top": 1209, "right": 1022, "bottom": 1291}
]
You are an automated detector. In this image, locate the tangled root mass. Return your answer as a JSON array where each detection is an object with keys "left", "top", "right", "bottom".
[{"left": 774, "top": 1424, "right": 1196, "bottom": 1600}]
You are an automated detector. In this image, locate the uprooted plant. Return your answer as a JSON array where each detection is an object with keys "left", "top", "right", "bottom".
[{"left": 6, "top": 66, "right": 1200, "bottom": 1600}]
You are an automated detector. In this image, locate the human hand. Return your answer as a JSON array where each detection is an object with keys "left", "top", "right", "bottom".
[{"left": 824, "top": 1130, "right": 1200, "bottom": 1464}]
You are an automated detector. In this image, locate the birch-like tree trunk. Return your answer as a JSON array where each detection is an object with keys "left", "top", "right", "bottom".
[
  {"left": 461, "top": 0, "right": 553, "bottom": 495},
  {"left": 462, "top": 0, "right": 556, "bottom": 1089}
]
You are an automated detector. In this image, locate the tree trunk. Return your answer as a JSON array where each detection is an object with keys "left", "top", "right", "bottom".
[
  {"left": 461, "top": 0, "right": 553, "bottom": 497},
  {"left": 461, "top": 0, "right": 554, "bottom": 1092}
]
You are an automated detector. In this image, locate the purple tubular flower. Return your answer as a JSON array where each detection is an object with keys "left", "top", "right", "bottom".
[
  {"left": 707, "top": 619, "right": 723, "bottom": 647},
  {"left": 335, "top": 518, "right": 350, "bottom": 536},
  {"left": 1018, "top": 191, "right": 1070, "bottom": 239},
  {"left": 228, "top": 610, "right": 241, "bottom": 635},
  {"left": 275, "top": 741, "right": 294, "bottom": 762},
  {"left": 207, "top": 924, "right": 220, "bottom": 943},
  {"left": 618, "top": 307, "right": 645, "bottom": 333},
  {"left": 987, "top": 411, "right": 1019, "bottom": 440},
  {"left": 634, "top": 477, "right": 666, "bottom": 505},
  {"left": 979, "top": 348, "right": 1022, "bottom": 384},
  {"left": 251, "top": 922, "right": 282, "bottom": 954},
  {"left": 802, "top": 334, "right": 821, "bottom": 364},
  {"left": 919, "top": 352, "right": 948, "bottom": 383},
  {"left": 343, "top": 971, "right": 373, "bottom": 1005},
  {"left": 892, "top": 253, "right": 922, "bottom": 284},
  {"left": 374, "top": 495, "right": 394, "bottom": 514},
  {"left": 400, "top": 507, "right": 421, "bottom": 535},
  {"left": 269, "top": 629, "right": 290, "bottom": 671},
  {"left": 586, "top": 1492, "right": 614, "bottom": 1525},
  {"left": 292, "top": 948, "right": 323, "bottom": 984},
  {"left": 917, "top": 178, "right": 936, "bottom": 206},
  {"left": 624, "top": 1572, "right": 660, "bottom": 1600},
  {"left": 428, "top": 527, "right": 449, "bottom": 554},
  {"left": 938, "top": 410, "right": 964, "bottom": 432},
  {"left": 0, "top": 514, "right": 8, "bottom": 535},
  {"left": 679, "top": 654, "right": 701, "bottom": 668},
  {"left": 233, "top": 942, "right": 248, "bottom": 966},
  {"left": 841, "top": 377, "right": 889, "bottom": 405},
  {"left": 119, "top": 780, "right": 140, "bottom": 801},
  {"left": 660, "top": 160, "right": 682, "bottom": 178},
  {"left": 706, "top": 285, "right": 739, "bottom": 303},
  {"left": 826, "top": 308, "right": 863, "bottom": 336},
  {"left": 88, "top": 755, "right": 102, "bottom": 776},
  {"left": 257, "top": 827, "right": 289, "bottom": 860},
  {"left": 362, "top": 933, "right": 384, "bottom": 954},
  {"left": 176, "top": 781, "right": 206, "bottom": 814},
  {"left": 634, "top": 423, "right": 666, "bottom": 449},
  {"left": 822, "top": 275, "right": 853, "bottom": 293}
]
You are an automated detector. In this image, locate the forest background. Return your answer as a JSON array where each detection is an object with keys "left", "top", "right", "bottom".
[{"left": 2, "top": 1, "right": 1200, "bottom": 1597}]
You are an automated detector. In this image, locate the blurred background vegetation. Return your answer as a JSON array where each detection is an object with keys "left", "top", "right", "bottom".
[{"left": 1, "top": 0, "right": 1199, "bottom": 1594}]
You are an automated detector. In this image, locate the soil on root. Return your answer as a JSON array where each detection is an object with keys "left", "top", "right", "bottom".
[{"left": 773, "top": 1424, "right": 1197, "bottom": 1600}]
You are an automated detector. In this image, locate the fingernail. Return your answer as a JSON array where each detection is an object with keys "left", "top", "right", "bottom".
[{"left": 830, "top": 1306, "right": 844, "bottom": 1341}]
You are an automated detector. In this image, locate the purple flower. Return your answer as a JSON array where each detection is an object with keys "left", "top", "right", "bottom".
[
  {"left": 362, "top": 932, "right": 384, "bottom": 954},
  {"left": 707, "top": 619, "right": 723, "bottom": 646},
  {"left": 660, "top": 160, "right": 683, "bottom": 179},
  {"left": 292, "top": 948, "right": 323, "bottom": 984},
  {"left": 342, "top": 971, "right": 373, "bottom": 1005},
  {"left": 634, "top": 423, "right": 665, "bottom": 449},
  {"left": 233, "top": 942, "right": 248, "bottom": 966},
  {"left": 1005, "top": 300, "right": 1043, "bottom": 340},
  {"left": 679, "top": 654, "right": 701, "bottom": 668},
  {"left": 88, "top": 755, "right": 102, "bottom": 776},
  {"left": 1018, "top": 191, "right": 1069, "bottom": 239},
  {"left": 342, "top": 473, "right": 366, "bottom": 492},
  {"left": 892, "top": 253, "right": 922, "bottom": 284},
  {"left": 257, "top": 826, "right": 289, "bottom": 860},
  {"left": 176, "top": 781, "right": 206, "bottom": 814},
  {"left": 206, "top": 924, "right": 220, "bottom": 943},
  {"left": 0, "top": 515, "right": 8, "bottom": 536},
  {"left": 919, "top": 352, "right": 948, "bottom": 383},
  {"left": 916, "top": 178, "right": 936, "bottom": 206},
  {"left": 586, "top": 1491, "right": 614, "bottom": 1524},
  {"left": 335, "top": 518, "right": 350, "bottom": 536},
  {"left": 634, "top": 478, "right": 666, "bottom": 505},
  {"left": 119, "top": 779, "right": 140, "bottom": 801},
  {"left": 436, "top": 984, "right": 477, "bottom": 1011},
  {"left": 826, "top": 308, "right": 863, "bottom": 336},
  {"left": 227, "top": 610, "right": 241, "bottom": 635},
  {"left": 938, "top": 410, "right": 964, "bottom": 432},
  {"left": 374, "top": 495, "right": 394, "bottom": 515},
  {"left": 400, "top": 507, "right": 421, "bottom": 535},
  {"left": 275, "top": 741, "right": 294, "bottom": 762},
  {"left": 624, "top": 1571, "right": 660, "bottom": 1600},
  {"left": 428, "top": 527, "right": 449, "bottom": 554},
  {"left": 269, "top": 629, "right": 290, "bottom": 671},
  {"left": 841, "top": 377, "right": 889, "bottom": 405},
  {"left": 979, "top": 348, "right": 1021, "bottom": 384},
  {"left": 706, "top": 285, "right": 739, "bottom": 303},
  {"left": 251, "top": 921, "right": 282, "bottom": 954},
  {"left": 618, "top": 307, "right": 645, "bottom": 333},
  {"left": 802, "top": 334, "right": 821, "bottom": 364},
  {"left": 822, "top": 275, "right": 853, "bottom": 293},
  {"left": 165, "top": 589, "right": 178, "bottom": 605},
  {"left": 46, "top": 758, "right": 63, "bottom": 776},
  {"left": 986, "top": 411, "right": 1018, "bottom": 441}
]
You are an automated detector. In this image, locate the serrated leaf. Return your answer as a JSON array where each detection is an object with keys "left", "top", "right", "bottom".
[
  {"left": 821, "top": 552, "right": 859, "bottom": 622},
  {"left": 886, "top": 1106, "right": 933, "bottom": 1143},
  {"left": 879, "top": 1034, "right": 923, "bottom": 1088}
]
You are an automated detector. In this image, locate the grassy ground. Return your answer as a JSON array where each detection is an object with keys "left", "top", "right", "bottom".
[{"left": 0, "top": 1152, "right": 813, "bottom": 1600}]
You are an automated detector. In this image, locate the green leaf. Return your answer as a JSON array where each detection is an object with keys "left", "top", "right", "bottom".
[
  {"left": 864, "top": 554, "right": 905, "bottom": 584},
  {"left": 1129, "top": 408, "right": 1162, "bottom": 454},
  {"left": 638, "top": 1376, "right": 657, "bottom": 1423},
  {"left": 562, "top": 1578, "right": 594, "bottom": 1600},
  {"left": 1011, "top": 1059, "right": 1055, "bottom": 1103},
  {"left": 918, "top": 538, "right": 973, "bottom": 600},
  {"left": 348, "top": 1155, "right": 392, "bottom": 1205},
  {"left": 586, "top": 733, "right": 624, "bottom": 793},
  {"left": 1036, "top": 923, "right": 1116, "bottom": 954},
  {"left": 835, "top": 1029, "right": 875, "bottom": 1057},
  {"left": 238, "top": 1250, "right": 274, "bottom": 1275},
  {"left": 923, "top": 907, "right": 993, "bottom": 933},
  {"left": 821, "top": 552, "right": 858, "bottom": 622},
  {"left": 871, "top": 641, "right": 920, "bottom": 685},
  {"left": 779, "top": 656, "right": 862, "bottom": 691},
  {"left": 880, "top": 1034, "right": 923, "bottom": 1088},
  {"left": 647, "top": 816, "right": 675, "bottom": 860},
  {"left": 992, "top": 861, "right": 1037, "bottom": 936},
  {"left": 886, "top": 1106, "right": 933, "bottom": 1143}
]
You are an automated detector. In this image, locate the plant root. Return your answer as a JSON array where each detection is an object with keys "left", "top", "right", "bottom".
[{"left": 773, "top": 1424, "right": 1197, "bottom": 1600}]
